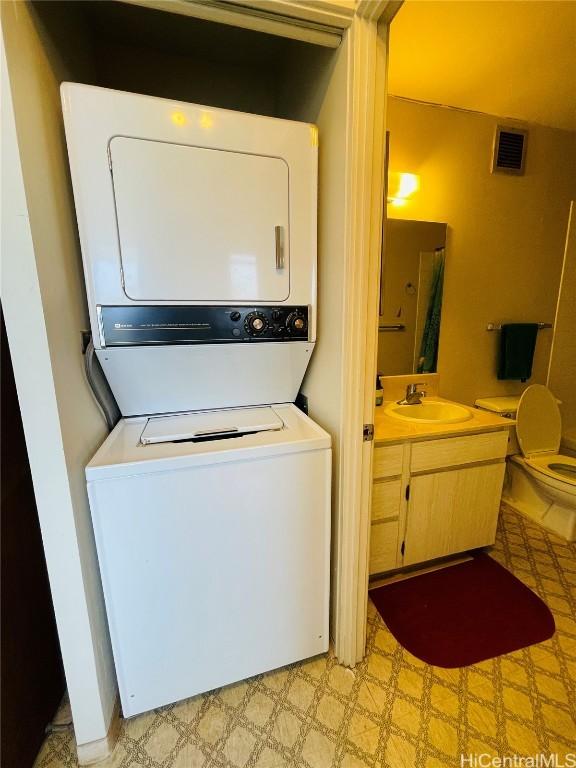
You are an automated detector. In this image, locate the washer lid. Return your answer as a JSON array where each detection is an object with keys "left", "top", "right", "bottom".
[
  {"left": 86, "top": 404, "right": 330, "bottom": 482},
  {"left": 140, "top": 407, "right": 283, "bottom": 445},
  {"left": 516, "top": 385, "right": 561, "bottom": 456}
]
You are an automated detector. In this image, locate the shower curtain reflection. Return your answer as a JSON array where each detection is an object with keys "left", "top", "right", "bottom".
[
  {"left": 378, "top": 219, "right": 447, "bottom": 376},
  {"left": 417, "top": 247, "right": 445, "bottom": 373}
]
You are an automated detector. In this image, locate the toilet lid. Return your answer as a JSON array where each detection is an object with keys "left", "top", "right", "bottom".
[{"left": 516, "top": 385, "right": 561, "bottom": 456}]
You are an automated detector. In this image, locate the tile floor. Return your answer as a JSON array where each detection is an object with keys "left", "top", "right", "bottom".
[{"left": 35, "top": 504, "right": 576, "bottom": 768}]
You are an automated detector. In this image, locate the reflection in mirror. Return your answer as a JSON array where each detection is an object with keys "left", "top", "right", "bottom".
[{"left": 378, "top": 220, "right": 447, "bottom": 376}]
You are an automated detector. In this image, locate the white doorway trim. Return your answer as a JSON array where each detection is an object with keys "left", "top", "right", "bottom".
[{"left": 331, "top": 11, "right": 390, "bottom": 666}]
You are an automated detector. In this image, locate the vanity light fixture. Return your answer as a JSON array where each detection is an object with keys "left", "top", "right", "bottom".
[{"left": 387, "top": 171, "right": 420, "bottom": 207}]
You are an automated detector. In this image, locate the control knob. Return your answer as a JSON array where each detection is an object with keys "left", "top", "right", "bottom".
[
  {"left": 244, "top": 312, "right": 268, "bottom": 336},
  {"left": 286, "top": 312, "right": 307, "bottom": 335}
]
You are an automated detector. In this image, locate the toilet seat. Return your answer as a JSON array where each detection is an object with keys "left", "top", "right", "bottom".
[
  {"left": 523, "top": 453, "right": 576, "bottom": 488},
  {"left": 516, "top": 385, "right": 562, "bottom": 457},
  {"left": 515, "top": 385, "right": 575, "bottom": 489}
]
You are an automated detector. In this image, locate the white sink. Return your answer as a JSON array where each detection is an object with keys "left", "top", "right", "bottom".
[{"left": 384, "top": 399, "right": 472, "bottom": 424}]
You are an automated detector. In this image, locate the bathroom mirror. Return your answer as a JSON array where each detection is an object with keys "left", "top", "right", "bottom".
[{"left": 378, "top": 219, "right": 447, "bottom": 376}]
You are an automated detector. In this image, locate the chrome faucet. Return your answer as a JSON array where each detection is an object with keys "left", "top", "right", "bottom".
[{"left": 397, "top": 383, "right": 427, "bottom": 405}]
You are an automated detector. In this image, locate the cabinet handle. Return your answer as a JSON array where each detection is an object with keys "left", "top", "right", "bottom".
[{"left": 275, "top": 225, "right": 284, "bottom": 270}]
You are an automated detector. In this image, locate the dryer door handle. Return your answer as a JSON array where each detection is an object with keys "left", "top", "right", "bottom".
[{"left": 275, "top": 226, "right": 284, "bottom": 270}]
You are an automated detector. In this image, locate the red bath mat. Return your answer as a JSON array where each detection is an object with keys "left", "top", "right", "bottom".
[{"left": 369, "top": 554, "right": 555, "bottom": 667}]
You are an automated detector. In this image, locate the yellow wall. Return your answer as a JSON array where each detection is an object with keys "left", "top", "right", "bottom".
[
  {"left": 386, "top": 97, "right": 576, "bottom": 406},
  {"left": 548, "top": 204, "right": 576, "bottom": 435}
]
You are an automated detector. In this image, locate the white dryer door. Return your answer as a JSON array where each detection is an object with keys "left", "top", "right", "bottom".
[{"left": 110, "top": 137, "right": 290, "bottom": 302}]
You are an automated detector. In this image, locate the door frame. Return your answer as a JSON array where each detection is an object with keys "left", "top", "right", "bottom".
[{"left": 332, "top": 4, "right": 392, "bottom": 666}]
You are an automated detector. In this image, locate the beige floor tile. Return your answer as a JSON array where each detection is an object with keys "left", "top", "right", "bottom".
[
  {"left": 346, "top": 724, "right": 380, "bottom": 756},
  {"left": 254, "top": 746, "right": 288, "bottom": 768},
  {"left": 300, "top": 655, "right": 329, "bottom": 680},
  {"left": 356, "top": 680, "right": 384, "bottom": 715},
  {"left": 222, "top": 725, "right": 257, "bottom": 767},
  {"left": 301, "top": 727, "right": 336, "bottom": 768},
  {"left": 531, "top": 645, "right": 563, "bottom": 671},
  {"left": 123, "top": 710, "right": 158, "bottom": 741},
  {"left": 499, "top": 656, "right": 530, "bottom": 687},
  {"left": 262, "top": 668, "right": 291, "bottom": 693},
  {"left": 390, "top": 696, "right": 422, "bottom": 735},
  {"left": 555, "top": 614, "right": 576, "bottom": 636},
  {"left": 341, "top": 752, "right": 371, "bottom": 768},
  {"left": 466, "top": 699, "right": 498, "bottom": 737},
  {"left": 430, "top": 665, "right": 462, "bottom": 688},
  {"left": 174, "top": 694, "right": 205, "bottom": 723},
  {"left": 469, "top": 681, "right": 497, "bottom": 706},
  {"left": 425, "top": 758, "right": 454, "bottom": 768},
  {"left": 557, "top": 634, "right": 576, "bottom": 658},
  {"left": 33, "top": 506, "right": 576, "bottom": 768},
  {"left": 384, "top": 731, "right": 417, "bottom": 767},
  {"left": 218, "top": 680, "right": 249, "bottom": 708},
  {"left": 533, "top": 670, "right": 570, "bottom": 704},
  {"left": 549, "top": 739, "right": 576, "bottom": 760},
  {"left": 327, "top": 663, "right": 356, "bottom": 695},
  {"left": 427, "top": 716, "right": 459, "bottom": 759},
  {"left": 347, "top": 711, "right": 376, "bottom": 738},
  {"left": 540, "top": 703, "right": 576, "bottom": 740},
  {"left": 466, "top": 665, "right": 494, "bottom": 691},
  {"left": 430, "top": 689, "right": 459, "bottom": 718},
  {"left": 144, "top": 718, "right": 181, "bottom": 762},
  {"left": 286, "top": 677, "right": 316, "bottom": 713},
  {"left": 504, "top": 718, "right": 541, "bottom": 754},
  {"left": 366, "top": 652, "right": 393, "bottom": 682},
  {"left": 244, "top": 691, "right": 276, "bottom": 727},
  {"left": 196, "top": 707, "right": 230, "bottom": 745},
  {"left": 501, "top": 686, "right": 534, "bottom": 720},
  {"left": 396, "top": 667, "right": 425, "bottom": 701},
  {"left": 466, "top": 737, "right": 498, "bottom": 758},
  {"left": 315, "top": 693, "right": 346, "bottom": 732},
  {"left": 373, "top": 628, "right": 398, "bottom": 655},
  {"left": 172, "top": 744, "right": 207, "bottom": 767},
  {"left": 271, "top": 710, "right": 303, "bottom": 750}
]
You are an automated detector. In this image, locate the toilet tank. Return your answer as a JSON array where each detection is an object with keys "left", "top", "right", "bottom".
[{"left": 474, "top": 396, "right": 521, "bottom": 455}]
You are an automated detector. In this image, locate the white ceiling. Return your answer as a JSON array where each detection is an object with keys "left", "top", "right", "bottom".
[{"left": 388, "top": 1, "right": 576, "bottom": 131}]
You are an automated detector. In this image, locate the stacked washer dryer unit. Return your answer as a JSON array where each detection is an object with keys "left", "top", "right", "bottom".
[{"left": 62, "top": 83, "right": 331, "bottom": 718}]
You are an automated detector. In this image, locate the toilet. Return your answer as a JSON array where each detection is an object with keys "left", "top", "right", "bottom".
[{"left": 477, "top": 385, "right": 576, "bottom": 541}]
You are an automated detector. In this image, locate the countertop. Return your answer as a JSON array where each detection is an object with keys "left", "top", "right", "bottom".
[{"left": 374, "top": 397, "right": 514, "bottom": 445}]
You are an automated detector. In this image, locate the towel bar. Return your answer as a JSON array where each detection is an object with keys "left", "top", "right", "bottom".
[
  {"left": 486, "top": 322, "right": 553, "bottom": 331},
  {"left": 379, "top": 323, "right": 406, "bottom": 332}
]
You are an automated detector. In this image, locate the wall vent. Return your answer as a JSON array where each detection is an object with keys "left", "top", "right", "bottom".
[{"left": 492, "top": 125, "right": 528, "bottom": 175}]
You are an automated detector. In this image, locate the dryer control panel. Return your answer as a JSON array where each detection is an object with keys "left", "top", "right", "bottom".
[{"left": 99, "top": 306, "right": 309, "bottom": 347}]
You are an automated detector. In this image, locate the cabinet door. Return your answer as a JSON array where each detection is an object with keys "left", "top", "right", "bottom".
[
  {"left": 110, "top": 137, "right": 290, "bottom": 303},
  {"left": 403, "top": 462, "right": 505, "bottom": 567},
  {"left": 371, "top": 479, "right": 402, "bottom": 522},
  {"left": 369, "top": 479, "right": 402, "bottom": 576},
  {"left": 370, "top": 521, "right": 399, "bottom": 575}
]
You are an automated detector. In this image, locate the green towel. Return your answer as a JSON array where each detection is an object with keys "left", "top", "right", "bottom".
[
  {"left": 417, "top": 252, "right": 444, "bottom": 374},
  {"left": 498, "top": 324, "right": 538, "bottom": 381}
]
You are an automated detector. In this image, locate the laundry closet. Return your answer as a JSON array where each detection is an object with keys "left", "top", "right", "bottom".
[{"left": 2, "top": 1, "right": 389, "bottom": 761}]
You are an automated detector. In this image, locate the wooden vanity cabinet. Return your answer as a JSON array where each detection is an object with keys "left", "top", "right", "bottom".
[
  {"left": 369, "top": 444, "right": 405, "bottom": 574},
  {"left": 369, "top": 430, "right": 509, "bottom": 576}
]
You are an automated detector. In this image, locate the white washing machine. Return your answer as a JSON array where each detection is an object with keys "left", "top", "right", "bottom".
[
  {"left": 87, "top": 404, "right": 330, "bottom": 717},
  {"left": 62, "top": 84, "right": 331, "bottom": 717}
]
